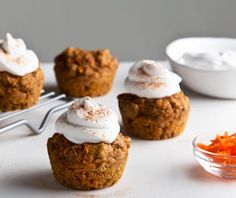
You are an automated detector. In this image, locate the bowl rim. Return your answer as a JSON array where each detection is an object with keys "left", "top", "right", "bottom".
[
  {"left": 165, "top": 37, "right": 236, "bottom": 73},
  {"left": 192, "top": 131, "right": 236, "bottom": 159}
]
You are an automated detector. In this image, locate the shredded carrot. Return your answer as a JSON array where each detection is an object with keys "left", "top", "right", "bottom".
[{"left": 198, "top": 132, "right": 236, "bottom": 156}]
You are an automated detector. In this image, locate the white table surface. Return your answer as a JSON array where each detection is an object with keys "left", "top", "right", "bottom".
[{"left": 1, "top": 62, "right": 236, "bottom": 198}]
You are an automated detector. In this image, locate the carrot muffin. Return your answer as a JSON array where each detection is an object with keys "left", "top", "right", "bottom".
[
  {"left": 54, "top": 48, "right": 118, "bottom": 97},
  {"left": 0, "top": 33, "right": 44, "bottom": 111},
  {"left": 118, "top": 60, "right": 190, "bottom": 140},
  {"left": 47, "top": 97, "right": 131, "bottom": 190}
]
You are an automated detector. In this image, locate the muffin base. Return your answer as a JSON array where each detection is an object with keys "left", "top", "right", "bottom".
[
  {"left": 47, "top": 133, "right": 131, "bottom": 190},
  {"left": 0, "top": 67, "right": 44, "bottom": 111},
  {"left": 118, "top": 92, "right": 190, "bottom": 140},
  {"left": 54, "top": 66, "right": 115, "bottom": 97}
]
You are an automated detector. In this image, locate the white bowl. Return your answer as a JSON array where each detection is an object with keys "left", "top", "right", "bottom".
[{"left": 165, "top": 37, "right": 236, "bottom": 99}]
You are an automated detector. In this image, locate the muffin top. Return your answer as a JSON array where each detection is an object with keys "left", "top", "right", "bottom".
[
  {"left": 124, "top": 60, "right": 182, "bottom": 98},
  {"left": 0, "top": 33, "right": 39, "bottom": 76},
  {"left": 55, "top": 97, "right": 120, "bottom": 144},
  {"left": 54, "top": 48, "right": 118, "bottom": 76}
]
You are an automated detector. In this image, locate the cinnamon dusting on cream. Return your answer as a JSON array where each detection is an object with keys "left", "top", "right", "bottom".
[
  {"left": 56, "top": 97, "right": 120, "bottom": 144},
  {"left": 0, "top": 33, "right": 39, "bottom": 76},
  {"left": 125, "top": 60, "right": 182, "bottom": 98}
]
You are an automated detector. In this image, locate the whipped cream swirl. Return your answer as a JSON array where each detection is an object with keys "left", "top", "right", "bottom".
[
  {"left": 125, "top": 60, "right": 182, "bottom": 98},
  {"left": 56, "top": 97, "right": 120, "bottom": 144},
  {"left": 178, "top": 51, "right": 236, "bottom": 71},
  {"left": 0, "top": 33, "right": 39, "bottom": 76}
]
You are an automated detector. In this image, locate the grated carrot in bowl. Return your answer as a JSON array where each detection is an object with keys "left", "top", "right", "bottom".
[{"left": 198, "top": 132, "right": 236, "bottom": 156}]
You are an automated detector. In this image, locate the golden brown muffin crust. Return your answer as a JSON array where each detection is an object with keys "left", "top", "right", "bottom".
[
  {"left": 47, "top": 133, "right": 131, "bottom": 190},
  {"left": 54, "top": 48, "right": 118, "bottom": 97},
  {"left": 54, "top": 48, "right": 118, "bottom": 76},
  {"left": 118, "top": 91, "right": 190, "bottom": 140},
  {"left": 0, "top": 67, "right": 44, "bottom": 111}
]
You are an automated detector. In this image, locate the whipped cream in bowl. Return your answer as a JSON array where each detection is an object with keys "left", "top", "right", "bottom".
[
  {"left": 0, "top": 33, "right": 39, "bottom": 76},
  {"left": 125, "top": 60, "right": 182, "bottom": 98},
  {"left": 166, "top": 37, "right": 236, "bottom": 99},
  {"left": 56, "top": 97, "right": 120, "bottom": 144},
  {"left": 178, "top": 51, "right": 236, "bottom": 71}
]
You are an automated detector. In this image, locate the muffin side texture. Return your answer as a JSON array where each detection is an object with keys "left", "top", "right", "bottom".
[
  {"left": 54, "top": 48, "right": 118, "bottom": 97},
  {"left": 0, "top": 66, "right": 44, "bottom": 111},
  {"left": 118, "top": 91, "right": 190, "bottom": 140},
  {"left": 47, "top": 133, "right": 131, "bottom": 190}
]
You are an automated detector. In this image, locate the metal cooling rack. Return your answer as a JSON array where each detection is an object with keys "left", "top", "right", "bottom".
[{"left": 0, "top": 90, "right": 74, "bottom": 135}]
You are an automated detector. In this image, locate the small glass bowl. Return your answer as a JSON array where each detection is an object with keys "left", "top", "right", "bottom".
[{"left": 193, "top": 132, "right": 236, "bottom": 179}]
